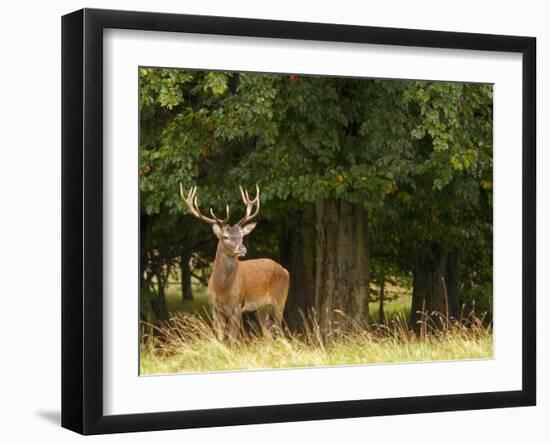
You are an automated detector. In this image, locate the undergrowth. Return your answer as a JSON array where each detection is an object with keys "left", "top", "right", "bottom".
[{"left": 140, "top": 307, "right": 493, "bottom": 374}]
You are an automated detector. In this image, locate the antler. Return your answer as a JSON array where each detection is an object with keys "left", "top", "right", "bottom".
[
  {"left": 237, "top": 184, "right": 260, "bottom": 226},
  {"left": 179, "top": 183, "right": 230, "bottom": 225}
]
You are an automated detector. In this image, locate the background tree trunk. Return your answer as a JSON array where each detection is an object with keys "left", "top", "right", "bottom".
[
  {"left": 314, "top": 199, "right": 369, "bottom": 330},
  {"left": 410, "top": 244, "right": 460, "bottom": 332},
  {"left": 378, "top": 276, "right": 385, "bottom": 324},
  {"left": 151, "top": 267, "right": 169, "bottom": 323},
  {"left": 280, "top": 206, "right": 317, "bottom": 330},
  {"left": 180, "top": 252, "right": 193, "bottom": 301},
  {"left": 446, "top": 247, "right": 460, "bottom": 319}
]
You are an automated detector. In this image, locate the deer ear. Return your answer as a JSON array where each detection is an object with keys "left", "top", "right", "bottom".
[
  {"left": 212, "top": 224, "right": 223, "bottom": 238},
  {"left": 240, "top": 222, "right": 257, "bottom": 236}
]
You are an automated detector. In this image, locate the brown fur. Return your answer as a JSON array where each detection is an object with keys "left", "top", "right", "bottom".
[{"left": 208, "top": 238, "right": 290, "bottom": 336}]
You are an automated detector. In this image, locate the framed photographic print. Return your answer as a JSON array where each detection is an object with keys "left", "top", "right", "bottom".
[{"left": 61, "top": 8, "right": 536, "bottom": 435}]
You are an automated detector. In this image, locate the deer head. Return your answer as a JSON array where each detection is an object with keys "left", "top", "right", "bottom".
[{"left": 179, "top": 184, "right": 260, "bottom": 257}]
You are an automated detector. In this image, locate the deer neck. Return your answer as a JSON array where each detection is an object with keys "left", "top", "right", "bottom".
[{"left": 211, "top": 243, "right": 239, "bottom": 290}]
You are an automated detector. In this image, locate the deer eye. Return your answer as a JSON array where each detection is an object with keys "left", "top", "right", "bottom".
[{"left": 223, "top": 234, "right": 230, "bottom": 240}]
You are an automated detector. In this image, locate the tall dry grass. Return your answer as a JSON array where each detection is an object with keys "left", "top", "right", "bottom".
[{"left": 140, "top": 306, "right": 493, "bottom": 375}]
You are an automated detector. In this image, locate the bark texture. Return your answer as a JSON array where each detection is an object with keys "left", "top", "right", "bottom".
[
  {"left": 378, "top": 277, "right": 385, "bottom": 324},
  {"left": 154, "top": 267, "right": 169, "bottom": 323},
  {"left": 180, "top": 252, "right": 194, "bottom": 301},
  {"left": 280, "top": 206, "right": 317, "bottom": 330},
  {"left": 314, "top": 199, "right": 369, "bottom": 329},
  {"left": 410, "top": 244, "right": 460, "bottom": 332}
]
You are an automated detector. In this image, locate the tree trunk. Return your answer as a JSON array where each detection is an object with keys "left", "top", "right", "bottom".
[
  {"left": 180, "top": 252, "right": 193, "bottom": 301},
  {"left": 280, "top": 206, "right": 317, "bottom": 331},
  {"left": 378, "top": 277, "right": 385, "bottom": 324},
  {"left": 152, "top": 268, "right": 169, "bottom": 323},
  {"left": 140, "top": 215, "right": 149, "bottom": 322},
  {"left": 446, "top": 247, "right": 460, "bottom": 319},
  {"left": 314, "top": 199, "right": 369, "bottom": 330},
  {"left": 410, "top": 244, "right": 460, "bottom": 332}
]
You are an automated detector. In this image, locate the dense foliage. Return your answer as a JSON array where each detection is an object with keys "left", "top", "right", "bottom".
[{"left": 139, "top": 67, "right": 493, "bottom": 328}]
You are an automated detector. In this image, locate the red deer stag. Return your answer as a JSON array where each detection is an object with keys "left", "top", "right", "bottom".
[{"left": 179, "top": 184, "right": 290, "bottom": 338}]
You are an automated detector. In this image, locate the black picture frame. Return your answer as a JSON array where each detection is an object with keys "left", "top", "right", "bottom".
[{"left": 61, "top": 8, "right": 536, "bottom": 435}]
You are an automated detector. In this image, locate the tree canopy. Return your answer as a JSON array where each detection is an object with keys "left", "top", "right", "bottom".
[{"left": 139, "top": 67, "right": 493, "bottom": 329}]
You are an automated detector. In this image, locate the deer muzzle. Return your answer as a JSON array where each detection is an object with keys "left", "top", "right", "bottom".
[{"left": 235, "top": 245, "right": 247, "bottom": 257}]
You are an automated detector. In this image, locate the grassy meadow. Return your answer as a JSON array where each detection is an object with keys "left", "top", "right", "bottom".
[{"left": 140, "top": 278, "right": 493, "bottom": 375}]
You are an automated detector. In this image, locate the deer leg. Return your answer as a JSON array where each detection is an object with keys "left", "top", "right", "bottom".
[
  {"left": 228, "top": 308, "right": 243, "bottom": 342},
  {"left": 273, "top": 293, "right": 289, "bottom": 332},
  {"left": 255, "top": 308, "right": 272, "bottom": 337},
  {"left": 273, "top": 304, "right": 284, "bottom": 329},
  {"left": 212, "top": 307, "right": 227, "bottom": 341},
  {"left": 272, "top": 274, "right": 289, "bottom": 331}
]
